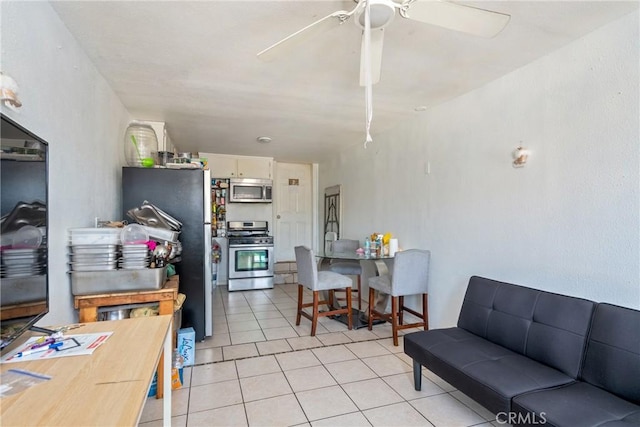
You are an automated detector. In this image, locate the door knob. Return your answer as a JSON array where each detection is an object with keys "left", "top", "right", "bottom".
[{"left": 277, "top": 215, "right": 281, "bottom": 219}]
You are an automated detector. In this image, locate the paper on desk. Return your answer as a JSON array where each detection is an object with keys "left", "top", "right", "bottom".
[{"left": 1, "top": 332, "right": 113, "bottom": 363}]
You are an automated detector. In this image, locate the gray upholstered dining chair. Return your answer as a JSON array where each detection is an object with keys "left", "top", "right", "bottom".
[
  {"left": 328, "top": 239, "right": 363, "bottom": 310},
  {"left": 295, "top": 246, "right": 353, "bottom": 335},
  {"left": 367, "top": 249, "right": 431, "bottom": 346}
]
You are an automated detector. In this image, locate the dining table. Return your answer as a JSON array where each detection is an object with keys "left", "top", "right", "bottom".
[{"left": 317, "top": 251, "right": 394, "bottom": 329}]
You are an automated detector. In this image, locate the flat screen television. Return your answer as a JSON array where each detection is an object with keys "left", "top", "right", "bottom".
[{"left": 0, "top": 114, "right": 49, "bottom": 351}]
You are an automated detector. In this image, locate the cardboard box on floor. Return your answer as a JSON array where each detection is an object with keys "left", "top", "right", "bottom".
[{"left": 177, "top": 327, "right": 195, "bottom": 366}]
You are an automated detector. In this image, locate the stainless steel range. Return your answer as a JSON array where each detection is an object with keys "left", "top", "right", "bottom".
[{"left": 227, "top": 221, "right": 274, "bottom": 291}]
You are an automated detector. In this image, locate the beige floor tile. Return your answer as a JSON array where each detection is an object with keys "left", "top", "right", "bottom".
[
  {"left": 263, "top": 326, "right": 299, "bottom": 340},
  {"left": 361, "top": 354, "right": 412, "bottom": 376},
  {"left": 228, "top": 319, "right": 261, "bottom": 332},
  {"left": 394, "top": 351, "right": 415, "bottom": 366},
  {"left": 140, "top": 387, "right": 190, "bottom": 422},
  {"left": 249, "top": 303, "right": 278, "bottom": 312},
  {"left": 225, "top": 312, "right": 256, "bottom": 323},
  {"left": 310, "top": 411, "right": 371, "bottom": 427},
  {"left": 225, "top": 305, "right": 254, "bottom": 315},
  {"left": 188, "top": 380, "right": 243, "bottom": 413},
  {"left": 375, "top": 337, "right": 405, "bottom": 353},
  {"left": 342, "top": 329, "right": 380, "bottom": 342},
  {"left": 194, "top": 347, "right": 223, "bottom": 365},
  {"left": 382, "top": 372, "right": 446, "bottom": 400},
  {"left": 253, "top": 310, "right": 285, "bottom": 320},
  {"left": 245, "top": 394, "right": 308, "bottom": 426},
  {"left": 296, "top": 385, "right": 359, "bottom": 421},
  {"left": 324, "top": 359, "right": 377, "bottom": 384},
  {"left": 287, "top": 335, "right": 324, "bottom": 350},
  {"left": 139, "top": 415, "right": 187, "bottom": 427},
  {"left": 345, "top": 341, "right": 391, "bottom": 358},
  {"left": 198, "top": 333, "right": 230, "bottom": 349},
  {"left": 191, "top": 360, "right": 237, "bottom": 386},
  {"left": 369, "top": 324, "right": 394, "bottom": 339},
  {"left": 236, "top": 354, "right": 280, "bottom": 378},
  {"left": 316, "top": 331, "right": 352, "bottom": 346},
  {"left": 342, "top": 378, "right": 404, "bottom": 410},
  {"left": 276, "top": 349, "right": 321, "bottom": 370},
  {"left": 320, "top": 319, "right": 350, "bottom": 332},
  {"left": 186, "top": 404, "right": 247, "bottom": 427},
  {"left": 363, "top": 401, "right": 433, "bottom": 426},
  {"left": 256, "top": 339, "right": 293, "bottom": 355},
  {"left": 312, "top": 345, "right": 357, "bottom": 365},
  {"left": 284, "top": 365, "right": 337, "bottom": 392},
  {"left": 180, "top": 367, "right": 192, "bottom": 388},
  {"left": 222, "top": 343, "right": 259, "bottom": 360},
  {"left": 240, "top": 371, "right": 292, "bottom": 402},
  {"left": 410, "top": 393, "right": 486, "bottom": 427},
  {"left": 230, "top": 329, "right": 266, "bottom": 345},
  {"left": 257, "top": 317, "right": 291, "bottom": 329}
]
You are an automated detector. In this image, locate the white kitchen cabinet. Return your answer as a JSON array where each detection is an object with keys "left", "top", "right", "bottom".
[{"left": 199, "top": 153, "right": 272, "bottom": 179}]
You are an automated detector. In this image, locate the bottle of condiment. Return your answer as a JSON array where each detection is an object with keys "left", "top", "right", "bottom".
[{"left": 376, "top": 234, "right": 384, "bottom": 257}]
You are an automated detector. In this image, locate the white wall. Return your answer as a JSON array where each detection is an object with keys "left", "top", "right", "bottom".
[
  {"left": 319, "top": 12, "right": 639, "bottom": 328},
  {"left": 1, "top": 2, "right": 131, "bottom": 325}
]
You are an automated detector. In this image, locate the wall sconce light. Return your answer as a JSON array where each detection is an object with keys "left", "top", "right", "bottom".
[
  {"left": 0, "top": 72, "right": 22, "bottom": 111},
  {"left": 512, "top": 145, "right": 530, "bottom": 168}
]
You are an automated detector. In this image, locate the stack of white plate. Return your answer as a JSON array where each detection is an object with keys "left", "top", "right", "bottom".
[
  {"left": 1, "top": 248, "right": 46, "bottom": 278},
  {"left": 120, "top": 244, "right": 150, "bottom": 269},
  {"left": 68, "top": 244, "right": 119, "bottom": 271}
]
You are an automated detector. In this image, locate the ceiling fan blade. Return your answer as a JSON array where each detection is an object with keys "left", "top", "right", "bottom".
[
  {"left": 257, "top": 10, "right": 352, "bottom": 61},
  {"left": 401, "top": 0, "right": 510, "bottom": 38},
  {"left": 360, "top": 28, "right": 384, "bottom": 86}
]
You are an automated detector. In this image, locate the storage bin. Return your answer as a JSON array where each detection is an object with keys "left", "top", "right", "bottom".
[
  {"left": 69, "top": 266, "right": 167, "bottom": 296},
  {"left": 69, "top": 228, "right": 121, "bottom": 245}
]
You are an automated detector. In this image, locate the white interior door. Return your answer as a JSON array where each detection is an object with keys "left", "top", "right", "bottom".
[{"left": 274, "top": 162, "right": 312, "bottom": 262}]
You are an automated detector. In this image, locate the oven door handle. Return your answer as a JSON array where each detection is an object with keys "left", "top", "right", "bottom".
[{"left": 229, "top": 243, "right": 274, "bottom": 249}]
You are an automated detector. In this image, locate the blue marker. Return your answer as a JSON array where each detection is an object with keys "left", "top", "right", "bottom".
[{"left": 17, "top": 341, "right": 63, "bottom": 357}]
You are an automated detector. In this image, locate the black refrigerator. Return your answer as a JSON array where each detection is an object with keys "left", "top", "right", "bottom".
[{"left": 122, "top": 167, "right": 212, "bottom": 341}]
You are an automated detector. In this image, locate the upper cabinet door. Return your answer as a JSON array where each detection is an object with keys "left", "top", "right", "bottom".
[
  {"left": 199, "top": 152, "right": 273, "bottom": 179},
  {"left": 207, "top": 155, "right": 238, "bottom": 178},
  {"left": 237, "top": 157, "right": 272, "bottom": 179}
]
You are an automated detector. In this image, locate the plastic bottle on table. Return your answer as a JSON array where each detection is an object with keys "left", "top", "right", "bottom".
[{"left": 364, "top": 237, "right": 371, "bottom": 257}]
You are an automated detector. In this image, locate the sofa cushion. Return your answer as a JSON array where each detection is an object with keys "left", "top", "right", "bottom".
[
  {"left": 404, "top": 327, "right": 574, "bottom": 414},
  {"left": 457, "top": 276, "right": 596, "bottom": 378},
  {"left": 512, "top": 382, "right": 640, "bottom": 427},
  {"left": 581, "top": 303, "right": 640, "bottom": 404}
]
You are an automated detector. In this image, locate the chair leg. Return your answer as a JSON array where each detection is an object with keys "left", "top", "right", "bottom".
[
  {"left": 391, "top": 296, "right": 399, "bottom": 346},
  {"left": 423, "top": 293, "right": 429, "bottom": 331},
  {"left": 311, "top": 291, "right": 319, "bottom": 336},
  {"left": 398, "top": 295, "right": 404, "bottom": 325},
  {"left": 356, "top": 275, "right": 362, "bottom": 311},
  {"left": 296, "top": 284, "right": 303, "bottom": 326},
  {"left": 368, "top": 287, "right": 375, "bottom": 330},
  {"left": 346, "top": 286, "right": 353, "bottom": 330}
]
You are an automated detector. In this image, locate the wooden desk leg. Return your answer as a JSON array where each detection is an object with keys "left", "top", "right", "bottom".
[
  {"left": 156, "top": 302, "right": 174, "bottom": 400},
  {"left": 162, "top": 320, "right": 172, "bottom": 425},
  {"left": 156, "top": 353, "right": 165, "bottom": 399},
  {"left": 78, "top": 307, "right": 98, "bottom": 323}
]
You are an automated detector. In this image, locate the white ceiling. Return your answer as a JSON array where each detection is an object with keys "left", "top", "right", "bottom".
[{"left": 50, "top": 1, "right": 638, "bottom": 163}]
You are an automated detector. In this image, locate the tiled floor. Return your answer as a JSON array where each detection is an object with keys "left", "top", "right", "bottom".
[{"left": 140, "top": 284, "right": 500, "bottom": 427}]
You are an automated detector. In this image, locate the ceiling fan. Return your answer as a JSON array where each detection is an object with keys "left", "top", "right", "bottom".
[{"left": 257, "top": 0, "right": 511, "bottom": 86}]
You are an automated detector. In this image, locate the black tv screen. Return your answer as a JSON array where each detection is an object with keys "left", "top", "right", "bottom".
[{"left": 0, "top": 114, "right": 49, "bottom": 350}]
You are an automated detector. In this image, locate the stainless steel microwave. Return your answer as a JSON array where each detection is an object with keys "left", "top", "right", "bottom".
[{"left": 229, "top": 178, "right": 273, "bottom": 203}]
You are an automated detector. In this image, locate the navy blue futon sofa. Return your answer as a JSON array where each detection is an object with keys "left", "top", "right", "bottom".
[{"left": 404, "top": 276, "right": 640, "bottom": 426}]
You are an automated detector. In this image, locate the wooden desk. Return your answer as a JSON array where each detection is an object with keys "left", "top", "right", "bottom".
[
  {"left": 0, "top": 316, "right": 172, "bottom": 426},
  {"left": 73, "top": 275, "right": 179, "bottom": 399}
]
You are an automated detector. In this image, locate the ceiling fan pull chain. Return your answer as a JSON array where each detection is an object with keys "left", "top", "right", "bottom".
[{"left": 364, "top": 0, "right": 373, "bottom": 148}]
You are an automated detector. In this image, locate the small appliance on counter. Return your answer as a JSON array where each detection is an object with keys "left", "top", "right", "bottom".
[{"left": 227, "top": 221, "right": 274, "bottom": 291}]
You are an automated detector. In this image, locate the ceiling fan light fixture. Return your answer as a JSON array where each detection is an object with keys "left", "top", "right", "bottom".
[{"left": 355, "top": 0, "right": 396, "bottom": 29}]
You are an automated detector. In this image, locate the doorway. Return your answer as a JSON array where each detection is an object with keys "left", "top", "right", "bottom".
[{"left": 274, "top": 162, "right": 312, "bottom": 262}]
